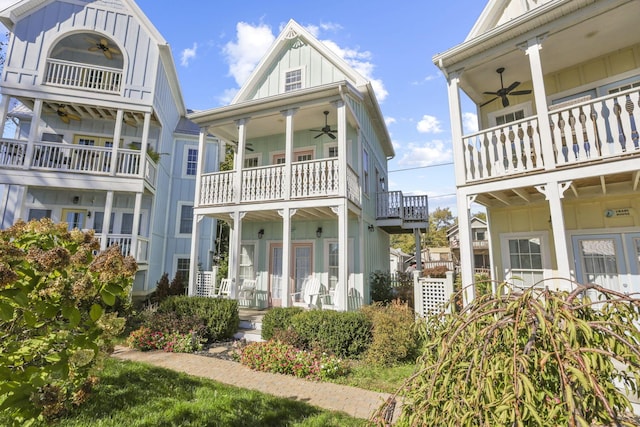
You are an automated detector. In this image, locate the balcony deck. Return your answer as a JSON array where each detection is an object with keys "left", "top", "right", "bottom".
[
  {"left": 376, "top": 191, "right": 429, "bottom": 233},
  {"left": 460, "top": 87, "right": 640, "bottom": 185},
  {"left": 44, "top": 59, "right": 122, "bottom": 94},
  {"left": 0, "top": 139, "right": 157, "bottom": 189}
]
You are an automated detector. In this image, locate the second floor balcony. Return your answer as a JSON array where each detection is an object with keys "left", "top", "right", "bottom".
[
  {"left": 459, "top": 80, "right": 640, "bottom": 185},
  {"left": 376, "top": 191, "right": 429, "bottom": 232},
  {"left": 0, "top": 139, "right": 157, "bottom": 188}
]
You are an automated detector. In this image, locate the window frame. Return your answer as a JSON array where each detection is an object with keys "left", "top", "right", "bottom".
[
  {"left": 176, "top": 202, "right": 194, "bottom": 236},
  {"left": 182, "top": 145, "right": 199, "bottom": 178},
  {"left": 487, "top": 101, "right": 532, "bottom": 127},
  {"left": 283, "top": 67, "right": 304, "bottom": 93},
  {"left": 362, "top": 148, "right": 370, "bottom": 196},
  {"left": 244, "top": 153, "right": 261, "bottom": 168},
  {"left": 500, "top": 231, "right": 550, "bottom": 289}
]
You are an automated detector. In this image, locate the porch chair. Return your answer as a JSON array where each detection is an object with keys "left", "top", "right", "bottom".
[
  {"left": 238, "top": 279, "right": 256, "bottom": 307},
  {"left": 290, "top": 276, "right": 322, "bottom": 309},
  {"left": 215, "top": 278, "right": 231, "bottom": 298},
  {"left": 319, "top": 280, "right": 344, "bottom": 310}
]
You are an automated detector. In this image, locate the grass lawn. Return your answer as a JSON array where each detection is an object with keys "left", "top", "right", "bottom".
[
  {"left": 332, "top": 360, "right": 417, "bottom": 394},
  {"left": 19, "top": 358, "right": 370, "bottom": 427}
]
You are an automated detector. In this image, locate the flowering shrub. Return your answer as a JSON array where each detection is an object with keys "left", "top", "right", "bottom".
[
  {"left": 127, "top": 327, "right": 202, "bottom": 353},
  {"left": 238, "top": 340, "right": 348, "bottom": 381}
]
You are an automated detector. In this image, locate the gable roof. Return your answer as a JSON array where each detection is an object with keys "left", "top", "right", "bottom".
[
  {"left": 232, "top": 19, "right": 369, "bottom": 104},
  {"left": 465, "top": 0, "right": 554, "bottom": 40},
  {"left": 0, "top": 0, "right": 186, "bottom": 117}
]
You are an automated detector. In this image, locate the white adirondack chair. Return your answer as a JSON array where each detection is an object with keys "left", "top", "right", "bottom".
[
  {"left": 215, "top": 278, "right": 231, "bottom": 298},
  {"left": 238, "top": 279, "right": 256, "bottom": 307},
  {"left": 291, "top": 276, "right": 322, "bottom": 308},
  {"left": 319, "top": 280, "right": 344, "bottom": 310}
]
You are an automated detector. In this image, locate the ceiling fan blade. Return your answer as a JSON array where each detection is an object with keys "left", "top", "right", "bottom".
[
  {"left": 309, "top": 129, "right": 323, "bottom": 132},
  {"left": 510, "top": 90, "right": 532, "bottom": 95},
  {"left": 60, "top": 115, "right": 70, "bottom": 124},
  {"left": 480, "top": 97, "right": 499, "bottom": 107},
  {"left": 505, "top": 81, "right": 521, "bottom": 93},
  {"left": 88, "top": 46, "right": 100, "bottom": 52},
  {"left": 483, "top": 91, "right": 499, "bottom": 95},
  {"left": 67, "top": 113, "right": 81, "bottom": 121},
  {"left": 103, "top": 50, "right": 112, "bottom": 60},
  {"left": 314, "top": 133, "right": 323, "bottom": 139},
  {"left": 108, "top": 47, "right": 121, "bottom": 55},
  {"left": 328, "top": 133, "right": 336, "bottom": 140},
  {"left": 501, "top": 95, "right": 510, "bottom": 108}
]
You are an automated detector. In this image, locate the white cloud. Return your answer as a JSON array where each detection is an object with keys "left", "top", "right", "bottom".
[
  {"left": 417, "top": 115, "right": 443, "bottom": 134},
  {"left": 462, "top": 112, "right": 479, "bottom": 134},
  {"left": 223, "top": 22, "right": 275, "bottom": 86},
  {"left": 218, "top": 88, "right": 239, "bottom": 105},
  {"left": 412, "top": 72, "right": 442, "bottom": 85},
  {"left": 397, "top": 140, "right": 452, "bottom": 167},
  {"left": 385, "top": 117, "right": 397, "bottom": 126},
  {"left": 180, "top": 43, "right": 197, "bottom": 67}
]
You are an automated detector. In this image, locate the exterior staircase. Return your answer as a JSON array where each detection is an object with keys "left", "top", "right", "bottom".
[{"left": 234, "top": 309, "right": 266, "bottom": 342}]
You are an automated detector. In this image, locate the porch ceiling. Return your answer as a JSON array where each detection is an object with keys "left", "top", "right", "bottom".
[
  {"left": 449, "top": 0, "right": 639, "bottom": 104},
  {"left": 475, "top": 170, "right": 640, "bottom": 208},
  {"left": 206, "top": 205, "right": 359, "bottom": 224}
]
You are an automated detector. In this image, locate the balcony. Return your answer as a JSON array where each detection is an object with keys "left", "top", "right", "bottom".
[
  {"left": 199, "top": 158, "right": 360, "bottom": 207},
  {"left": 96, "top": 234, "right": 149, "bottom": 264},
  {"left": 460, "top": 87, "right": 640, "bottom": 184},
  {"left": 376, "top": 191, "right": 429, "bottom": 233},
  {"left": 0, "top": 139, "right": 157, "bottom": 188},
  {"left": 44, "top": 59, "right": 122, "bottom": 94},
  {"left": 450, "top": 239, "right": 489, "bottom": 250}
]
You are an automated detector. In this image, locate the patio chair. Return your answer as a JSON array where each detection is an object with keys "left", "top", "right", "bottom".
[
  {"left": 215, "top": 278, "right": 231, "bottom": 298},
  {"left": 319, "top": 280, "right": 344, "bottom": 310},
  {"left": 238, "top": 279, "right": 256, "bottom": 307},
  {"left": 291, "top": 276, "right": 322, "bottom": 308}
]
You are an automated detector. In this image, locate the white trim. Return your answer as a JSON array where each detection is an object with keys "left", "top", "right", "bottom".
[
  {"left": 324, "top": 142, "right": 338, "bottom": 159},
  {"left": 243, "top": 153, "right": 261, "bottom": 168},
  {"left": 487, "top": 101, "right": 533, "bottom": 127},
  {"left": 175, "top": 201, "right": 194, "bottom": 237},
  {"left": 282, "top": 66, "right": 305, "bottom": 93},
  {"left": 499, "top": 231, "right": 551, "bottom": 287},
  {"left": 172, "top": 254, "right": 191, "bottom": 282},
  {"left": 181, "top": 144, "right": 199, "bottom": 178}
]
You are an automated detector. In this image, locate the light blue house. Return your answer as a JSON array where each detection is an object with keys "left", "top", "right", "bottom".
[
  {"left": 0, "top": 0, "right": 218, "bottom": 297},
  {"left": 187, "top": 20, "right": 428, "bottom": 310}
]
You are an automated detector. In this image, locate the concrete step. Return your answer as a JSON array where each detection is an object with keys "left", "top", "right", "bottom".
[{"left": 234, "top": 328, "right": 263, "bottom": 342}]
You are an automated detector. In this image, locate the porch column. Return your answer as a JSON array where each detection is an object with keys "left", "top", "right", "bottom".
[
  {"left": 101, "top": 191, "right": 114, "bottom": 251},
  {"left": 194, "top": 128, "right": 207, "bottom": 208},
  {"left": 535, "top": 181, "right": 573, "bottom": 290},
  {"left": 188, "top": 214, "right": 202, "bottom": 296},
  {"left": 282, "top": 109, "right": 296, "bottom": 200},
  {"left": 110, "top": 110, "right": 124, "bottom": 175},
  {"left": 336, "top": 101, "right": 347, "bottom": 195},
  {"left": 139, "top": 112, "right": 151, "bottom": 177},
  {"left": 446, "top": 70, "right": 466, "bottom": 187},
  {"left": 234, "top": 119, "right": 249, "bottom": 204},
  {"left": 23, "top": 98, "right": 42, "bottom": 169},
  {"left": 131, "top": 192, "right": 142, "bottom": 262},
  {"left": 523, "top": 35, "right": 556, "bottom": 170},
  {"left": 337, "top": 201, "right": 348, "bottom": 311},
  {"left": 279, "top": 208, "right": 295, "bottom": 308},
  {"left": 457, "top": 192, "right": 476, "bottom": 305},
  {"left": 228, "top": 211, "right": 245, "bottom": 298},
  {"left": 414, "top": 228, "right": 422, "bottom": 272},
  {"left": 0, "top": 95, "right": 10, "bottom": 137}
]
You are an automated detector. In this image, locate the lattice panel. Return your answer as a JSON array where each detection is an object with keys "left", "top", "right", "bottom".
[
  {"left": 196, "top": 271, "right": 216, "bottom": 297},
  {"left": 417, "top": 278, "right": 447, "bottom": 317}
]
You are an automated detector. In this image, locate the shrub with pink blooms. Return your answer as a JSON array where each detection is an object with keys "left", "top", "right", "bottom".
[
  {"left": 238, "top": 340, "right": 348, "bottom": 381},
  {"left": 127, "top": 326, "right": 202, "bottom": 353}
]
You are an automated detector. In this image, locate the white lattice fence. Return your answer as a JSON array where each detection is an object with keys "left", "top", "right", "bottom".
[
  {"left": 414, "top": 271, "right": 454, "bottom": 317},
  {"left": 196, "top": 269, "right": 218, "bottom": 297}
]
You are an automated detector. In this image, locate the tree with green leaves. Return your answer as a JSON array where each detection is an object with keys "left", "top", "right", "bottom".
[
  {"left": 380, "top": 283, "right": 640, "bottom": 426},
  {"left": 0, "top": 219, "right": 136, "bottom": 425}
]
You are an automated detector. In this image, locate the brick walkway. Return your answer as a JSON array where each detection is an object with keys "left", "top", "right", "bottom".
[{"left": 112, "top": 346, "right": 400, "bottom": 421}]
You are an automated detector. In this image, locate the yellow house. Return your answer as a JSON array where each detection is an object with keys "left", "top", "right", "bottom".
[{"left": 434, "top": 0, "right": 640, "bottom": 302}]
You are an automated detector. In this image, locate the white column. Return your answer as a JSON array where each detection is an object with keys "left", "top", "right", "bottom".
[
  {"left": 282, "top": 109, "right": 296, "bottom": 200},
  {"left": 228, "top": 211, "right": 245, "bottom": 298},
  {"left": 131, "top": 192, "right": 142, "bottom": 261},
  {"left": 0, "top": 95, "right": 11, "bottom": 137},
  {"left": 234, "top": 119, "right": 249, "bottom": 204},
  {"left": 194, "top": 128, "right": 207, "bottom": 208},
  {"left": 336, "top": 101, "right": 347, "bottom": 195},
  {"left": 524, "top": 35, "right": 555, "bottom": 170},
  {"left": 23, "top": 99, "right": 42, "bottom": 169},
  {"left": 188, "top": 214, "right": 202, "bottom": 296},
  {"left": 446, "top": 70, "right": 467, "bottom": 187},
  {"left": 110, "top": 110, "right": 124, "bottom": 175},
  {"left": 337, "top": 201, "right": 348, "bottom": 311},
  {"left": 414, "top": 228, "right": 422, "bottom": 271},
  {"left": 535, "top": 181, "right": 572, "bottom": 290},
  {"left": 457, "top": 192, "right": 476, "bottom": 305},
  {"left": 280, "top": 208, "right": 294, "bottom": 308},
  {"left": 139, "top": 112, "right": 151, "bottom": 177},
  {"left": 101, "top": 191, "right": 114, "bottom": 251}
]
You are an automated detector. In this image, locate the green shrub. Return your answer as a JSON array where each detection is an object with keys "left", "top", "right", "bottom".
[
  {"left": 393, "top": 271, "right": 415, "bottom": 309},
  {"left": 239, "top": 340, "right": 348, "bottom": 381},
  {"left": 388, "top": 283, "right": 640, "bottom": 426},
  {"left": 127, "top": 326, "right": 203, "bottom": 353},
  {"left": 261, "top": 307, "right": 304, "bottom": 340},
  {"left": 290, "top": 310, "right": 372, "bottom": 358},
  {"left": 362, "top": 301, "right": 421, "bottom": 366},
  {"left": 0, "top": 219, "right": 136, "bottom": 424},
  {"left": 370, "top": 270, "right": 393, "bottom": 303},
  {"left": 157, "top": 296, "right": 239, "bottom": 342}
]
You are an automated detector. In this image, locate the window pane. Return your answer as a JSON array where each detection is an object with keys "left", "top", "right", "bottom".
[
  {"left": 28, "top": 209, "right": 51, "bottom": 221},
  {"left": 121, "top": 213, "right": 133, "bottom": 234},
  {"left": 175, "top": 258, "right": 190, "bottom": 289},
  {"left": 186, "top": 148, "right": 198, "bottom": 175},
  {"left": 240, "top": 244, "right": 255, "bottom": 281},
  {"left": 179, "top": 205, "right": 193, "bottom": 234},
  {"left": 328, "top": 243, "right": 339, "bottom": 291}
]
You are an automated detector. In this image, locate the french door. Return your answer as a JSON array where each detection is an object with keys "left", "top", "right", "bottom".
[
  {"left": 61, "top": 208, "right": 87, "bottom": 231},
  {"left": 269, "top": 243, "right": 312, "bottom": 307}
]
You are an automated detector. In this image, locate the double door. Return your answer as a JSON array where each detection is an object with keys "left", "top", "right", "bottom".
[{"left": 269, "top": 243, "right": 312, "bottom": 307}]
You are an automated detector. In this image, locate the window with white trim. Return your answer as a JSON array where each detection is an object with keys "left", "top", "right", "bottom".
[
  {"left": 487, "top": 102, "right": 532, "bottom": 127},
  {"left": 325, "top": 144, "right": 338, "bottom": 158},
  {"left": 362, "top": 149, "right": 370, "bottom": 195},
  {"left": 244, "top": 154, "right": 260, "bottom": 168},
  {"left": 504, "top": 235, "right": 545, "bottom": 288},
  {"left": 239, "top": 244, "right": 255, "bottom": 281},
  {"left": 28, "top": 209, "right": 51, "bottom": 220},
  {"left": 608, "top": 80, "right": 640, "bottom": 94},
  {"left": 495, "top": 110, "right": 524, "bottom": 126},
  {"left": 185, "top": 147, "right": 198, "bottom": 176},
  {"left": 178, "top": 204, "right": 193, "bottom": 235},
  {"left": 328, "top": 242, "right": 339, "bottom": 292},
  {"left": 176, "top": 258, "right": 190, "bottom": 285},
  {"left": 93, "top": 212, "right": 114, "bottom": 234},
  {"left": 284, "top": 68, "right": 302, "bottom": 92}
]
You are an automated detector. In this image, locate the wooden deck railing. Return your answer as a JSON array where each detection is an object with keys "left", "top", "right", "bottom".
[{"left": 377, "top": 191, "right": 429, "bottom": 222}]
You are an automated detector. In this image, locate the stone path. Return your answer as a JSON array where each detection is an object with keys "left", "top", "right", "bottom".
[{"left": 112, "top": 346, "right": 400, "bottom": 422}]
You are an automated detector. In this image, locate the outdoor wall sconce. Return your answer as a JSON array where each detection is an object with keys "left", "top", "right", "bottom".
[
  {"left": 258, "top": 229, "right": 264, "bottom": 239},
  {"left": 316, "top": 227, "right": 323, "bottom": 238},
  {"left": 72, "top": 196, "right": 80, "bottom": 204},
  {"left": 87, "top": 211, "right": 91, "bottom": 218},
  {"left": 368, "top": 224, "right": 375, "bottom": 232}
]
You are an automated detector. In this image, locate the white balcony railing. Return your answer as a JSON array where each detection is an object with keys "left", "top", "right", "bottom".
[
  {"left": 200, "top": 158, "right": 350, "bottom": 206},
  {"left": 96, "top": 234, "right": 149, "bottom": 264},
  {"left": 44, "top": 59, "right": 122, "bottom": 93},
  {"left": 0, "top": 139, "right": 27, "bottom": 167},
  {"left": 460, "top": 87, "right": 640, "bottom": 183},
  {"left": 377, "top": 191, "right": 429, "bottom": 222}
]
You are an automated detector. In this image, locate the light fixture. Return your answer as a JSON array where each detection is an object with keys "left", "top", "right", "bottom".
[
  {"left": 258, "top": 229, "right": 264, "bottom": 239},
  {"left": 72, "top": 196, "right": 80, "bottom": 204},
  {"left": 87, "top": 211, "right": 92, "bottom": 218},
  {"left": 368, "top": 224, "right": 375, "bottom": 232},
  {"left": 316, "top": 227, "right": 322, "bottom": 238}
]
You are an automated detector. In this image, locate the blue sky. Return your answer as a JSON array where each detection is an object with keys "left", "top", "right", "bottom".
[{"left": 133, "top": 0, "right": 488, "bottom": 215}]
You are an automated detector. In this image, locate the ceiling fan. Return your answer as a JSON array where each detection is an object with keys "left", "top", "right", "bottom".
[
  {"left": 230, "top": 140, "right": 254, "bottom": 152},
  {"left": 310, "top": 111, "right": 337, "bottom": 139},
  {"left": 87, "top": 37, "right": 120, "bottom": 60},
  {"left": 480, "top": 67, "right": 532, "bottom": 108},
  {"left": 56, "top": 105, "right": 80, "bottom": 124},
  {"left": 123, "top": 114, "right": 137, "bottom": 127}
]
